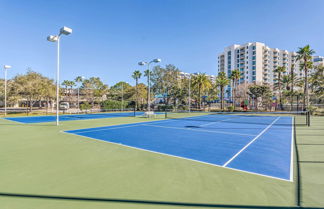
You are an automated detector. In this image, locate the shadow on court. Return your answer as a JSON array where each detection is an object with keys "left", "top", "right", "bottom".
[{"left": 0, "top": 192, "right": 321, "bottom": 209}]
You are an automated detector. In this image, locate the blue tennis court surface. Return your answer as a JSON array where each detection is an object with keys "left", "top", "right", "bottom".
[
  {"left": 4, "top": 112, "right": 144, "bottom": 123},
  {"left": 65, "top": 114, "right": 294, "bottom": 181}
]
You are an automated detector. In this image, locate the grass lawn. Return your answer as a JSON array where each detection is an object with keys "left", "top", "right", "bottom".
[{"left": 1, "top": 115, "right": 319, "bottom": 209}]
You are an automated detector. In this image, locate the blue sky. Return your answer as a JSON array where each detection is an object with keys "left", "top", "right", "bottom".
[{"left": 0, "top": 0, "right": 323, "bottom": 86}]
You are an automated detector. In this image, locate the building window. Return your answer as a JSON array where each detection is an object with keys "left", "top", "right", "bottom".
[
  {"left": 252, "top": 76, "right": 256, "bottom": 80},
  {"left": 252, "top": 56, "right": 256, "bottom": 60},
  {"left": 252, "top": 71, "right": 256, "bottom": 75},
  {"left": 252, "top": 66, "right": 256, "bottom": 70},
  {"left": 252, "top": 51, "right": 256, "bottom": 55},
  {"left": 252, "top": 46, "right": 256, "bottom": 50},
  {"left": 252, "top": 61, "right": 256, "bottom": 65}
]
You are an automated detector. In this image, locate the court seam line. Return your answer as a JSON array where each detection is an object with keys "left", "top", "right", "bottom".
[
  {"left": 198, "top": 117, "right": 239, "bottom": 127},
  {"left": 62, "top": 130, "right": 291, "bottom": 182},
  {"left": 222, "top": 116, "right": 281, "bottom": 167},
  {"left": 143, "top": 124, "right": 257, "bottom": 137}
]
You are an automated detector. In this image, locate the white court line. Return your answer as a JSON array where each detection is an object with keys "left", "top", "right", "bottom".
[
  {"left": 222, "top": 117, "right": 281, "bottom": 167},
  {"left": 62, "top": 130, "right": 291, "bottom": 182},
  {"left": 290, "top": 117, "right": 294, "bottom": 181},
  {"left": 143, "top": 124, "right": 256, "bottom": 137}
]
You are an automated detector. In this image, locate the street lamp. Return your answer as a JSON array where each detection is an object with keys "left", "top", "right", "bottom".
[
  {"left": 3, "top": 65, "right": 12, "bottom": 116},
  {"left": 47, "top": 26, "right": 72, "bottom": 126},
  {"left": 138, "top": 58, "right": 161, "bottom": 112}
]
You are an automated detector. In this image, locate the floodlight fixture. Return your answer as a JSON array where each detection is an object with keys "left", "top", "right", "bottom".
[
  {"left": 153, "top": 58, "right": 161, "bottom": 63},
  {"left": 60, "top": 26, "right": 72, "bottom": 35},
  {"left": 47, "top": 35, "right": 58, "bottom": 42},
  {"left": 138, "top": 62, "right": 147, "bottom": 66}
]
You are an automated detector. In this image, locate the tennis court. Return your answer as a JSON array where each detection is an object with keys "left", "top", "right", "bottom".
[
  {"left": 4, "top": 111, "right": 143, "bottom": 123},
  {"left": 65, "top": 113, "right": 294, "bottom": 181}
]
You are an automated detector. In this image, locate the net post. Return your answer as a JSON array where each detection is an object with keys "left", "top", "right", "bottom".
[
  {"left": 293, "top": 118, "right": 302, "bottom": 206},
  {"left": 307, "top": 111, "right": 310, "bottom": 127},
  {"left": 165, "top": 110, "right": 167, "bottom": 119},
  {"left": 133, "top": 106, "right": 136, "bottom": 117}
]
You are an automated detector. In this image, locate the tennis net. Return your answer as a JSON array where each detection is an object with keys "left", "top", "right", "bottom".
[{"left": 165, "top": 110, "right": 310, "bottom": 126}]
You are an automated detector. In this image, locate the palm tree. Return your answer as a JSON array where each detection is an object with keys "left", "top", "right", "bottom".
[
  {"left": 296, "top": 45, "right": 315, "bottom": 110},
  {"left": 61, "top": 80, "right": 70, "bottom": 99},
  {"left": 274, "top": 66, "right": 286, "bottom": 110},
  {"left": 68, "top": 80, "right": 76, "bottom": 102},
  {"left": 191, "top": 73, "right": 212, "bottom": 109},
  {"left": 75, "top": 76, "right": 85, "bottom": 110},
  {"left": 132, "top": 70, "right": 142, "bottom": 110},
  {"left": 230, "top": 69, "right": 240, "bottom": 109},
  {"left": 215, "top": 72, "right": 230, "bottom": 110},
  {"left": 290, "top": 62, "right": 295, "bottom": 111}
]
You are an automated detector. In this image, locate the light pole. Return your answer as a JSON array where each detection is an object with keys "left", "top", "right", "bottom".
[
  {"left": 3, "top": 65, "right": 12, "bottom": 116},
  {"left": 121, "top": 82, "right": 124, "bottom": 111},
  {"left": 47, "top": 26, "right": 72, "bottom": 126},
  {"left": 76, "top": 76, "right": 85, "bottom": 112},
  {"left": 138, "top": 59, "right": 161, "bottom": 112},
  {"left": 188, "top": 74, "right": 191, "bottom": 113}
]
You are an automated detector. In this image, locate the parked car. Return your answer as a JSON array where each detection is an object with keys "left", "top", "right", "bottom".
[{"left": 59, "top": 102, "right": 69, "bottom": 110}]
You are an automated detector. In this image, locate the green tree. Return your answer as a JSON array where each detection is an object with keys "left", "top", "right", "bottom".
[
  {"left": 132, "top": 70, "right": 142, "bottom": 110},
  {"left": 230, "top": 69, "right": 240, "bottom": 109},
  {"left": 150, "top": 65, "right": 181, "bottom": 106},
  {"left": 81, "top": 77, "right": 108, "bottom": 108},
  {"left": 13, "top": 70, "right": 55, "bottom": 112},
  {"left": 191, "top": 73, "right": 212, "bottom": 109},
  {"left": 296, "top": 45, "right": 315, "bottom": 110},
  {"left": 309, "top": 65, "right": 324, "bottom": 100},
  {"left": 248, "top": 85, "right": 272, "bottom": 110},
  {"left": 215, "top": 72, "right": 229, "bottom": 110}
]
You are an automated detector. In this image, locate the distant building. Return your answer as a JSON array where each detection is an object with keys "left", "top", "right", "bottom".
[
  {"left": 179, "top": 72, "right": 216, "bottom": 83},
  {"left": 217, "top": 42, "right": 301, "bottom": 85},
  {"left": 217, "top": 42, "right": 322, "bottom": 98}
]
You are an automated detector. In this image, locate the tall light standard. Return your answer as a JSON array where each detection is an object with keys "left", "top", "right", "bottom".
[
  {"left": 3, "top": 65, "right": 12, "bottom": 116},
  {"left": 47, "top": 26, "right": 72, "bottom": 126},
  {"left": 138, "top": 59, "right": 161, "bottom": 112},
  {"left": 121, "top": 82, "right": 124, "bottom": 111},
  {"left": 188, "top": 74, "right": 191, "bottom": 113}
]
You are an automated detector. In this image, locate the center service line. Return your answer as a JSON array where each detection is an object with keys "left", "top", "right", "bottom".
[{"left": 222, "top": 117, "right": 280, "bottom": 167}]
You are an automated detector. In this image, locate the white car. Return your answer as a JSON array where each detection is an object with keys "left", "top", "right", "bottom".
[{"left": 59, "top": 102, "right": 69, "bottom": 110}]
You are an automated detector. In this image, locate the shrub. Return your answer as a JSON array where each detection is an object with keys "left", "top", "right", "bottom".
[
  {"left": 227, "top": 106, "right": 234, "bottom": 112},
  {"left": 101, "top": 100, "right": 128, "bottom": 110},
  {"left": 80, "top": 102, "right": 92, "bottom": 112}
]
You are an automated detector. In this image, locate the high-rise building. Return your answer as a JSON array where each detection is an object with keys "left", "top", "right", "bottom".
[{"left": 217, "top": 42, "right": 301, "bottom": 86}]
